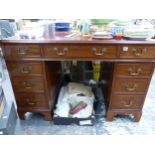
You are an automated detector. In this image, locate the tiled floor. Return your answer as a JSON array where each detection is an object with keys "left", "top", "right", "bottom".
[{"left": 2, "top": 61, "right": 155, "bottom": 135}]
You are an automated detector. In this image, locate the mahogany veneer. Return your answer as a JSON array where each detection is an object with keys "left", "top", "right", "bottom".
[{"left": 1, "top": 35, "right": 155, "bottom": 122}]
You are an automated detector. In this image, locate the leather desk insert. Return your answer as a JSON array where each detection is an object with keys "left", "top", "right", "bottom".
[
  {"left": 44, "top": 44, "right": 117, "bottom": 59},
  {"left": 1, "top": 38, "right": 155, "bottom": 122}
]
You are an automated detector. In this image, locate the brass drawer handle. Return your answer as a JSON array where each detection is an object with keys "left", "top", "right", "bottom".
[
  {"left": 20, "top": 66, "right": 32, "bottom": 74},
  {"left": 16, "top": 47, "right": 29, "bottom": 55},
  {"left": 128, "top": 67, "right": 142, "bottom": 76},
  {"left": 131, "top": 48, "right": 147, "bottom": 57},
  {"left": 123, "top": 100, "right": 133, "bottom": 107},
  {"left": 25, "top": 86, "right": 32, "bottom": 89},
  {"left": 26, "top": 99, "right": 36, "bottom": 105},
  {"left": 53, "top": 47, "right": 68, "bottom": 55},
  {"left": 92, "top": 47, "right": 107, "bottom": 56},
  {"left": 28, "top": 102, "right": 35, "bottom": 105},
  {"left": 125, "top": 84, "right": 137, "bottom": 91},
  {"left": 23, "top": 82, "right": 33, "bottom": 89}
]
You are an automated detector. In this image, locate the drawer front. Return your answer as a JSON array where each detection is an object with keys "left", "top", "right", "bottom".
[
  {"left": 7, "top": 61, "right": 44, "bottom": 76},
  {"left": 115, "top": 63, "right": 153, "bottom": 77},
  {"left": 4, "top": 45, "right": 41, "bottom": 58},
  {"left": 12, "top": 77, "right": 45, "bottom": 93},
  {"left": 15, "top": 93, "right": 48, "bottom": 108},
  {"left": 113, "top": 78, "right": 149, "bottom": 93},
  {"left": 119, "top": 45, "right": 155, "bottom": 58},
  {"left": 110, "top": 94, "right": 145, "bottom": 109},
  {"left": 44, "top": 44, "right": 117, "bottom": 58}
]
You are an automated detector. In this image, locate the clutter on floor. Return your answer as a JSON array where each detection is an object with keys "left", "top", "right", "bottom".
[{"left": 54, "top": 82, "right": 95, "bottom": 125}]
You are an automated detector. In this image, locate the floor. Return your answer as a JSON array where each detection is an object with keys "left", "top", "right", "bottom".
[{"left": 2, "top": 60, "right": 155, "bottom": 135}]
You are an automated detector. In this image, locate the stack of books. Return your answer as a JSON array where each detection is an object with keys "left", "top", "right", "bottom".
[
  {"left": 92, "top": 32, "right": 113, "bottom": 39},
  {"left": 0, "top": 86, "right": 6, "bottom": 118}
]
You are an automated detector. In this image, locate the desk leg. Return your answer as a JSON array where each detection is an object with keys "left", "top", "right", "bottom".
[
  {"left": 106, "top": 111, "right": 115, "bottom": 121},
  {"left": 17, "top": 110, "right": 52, "bottom": 121},
  {"left": 134, "top": 111, "right": 142, "bottom": 122},
  {"left": 17, "top": 110, "right": 26, "bottom": 120},
  {"left": 106, "top": 110, "right": 142, "bottom": 122},
  {"left": 42, "top": 112, "right": 52, "bottom": 121}
]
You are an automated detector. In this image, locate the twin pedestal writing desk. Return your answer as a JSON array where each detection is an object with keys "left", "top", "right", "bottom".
[{"left": 1, "top": 35, "right": 155, "bottom": 121}]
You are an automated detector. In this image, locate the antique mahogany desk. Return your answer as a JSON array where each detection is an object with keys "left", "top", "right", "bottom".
[{"left": 1, "top": 34, "right": 155, "bottom": 122}]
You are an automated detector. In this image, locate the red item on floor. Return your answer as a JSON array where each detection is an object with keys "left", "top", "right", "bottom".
[{"left": 70, "top": 101, "right": 87, "bottom": 114}]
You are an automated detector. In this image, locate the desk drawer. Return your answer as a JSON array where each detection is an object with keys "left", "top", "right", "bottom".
[
  {"left": 119, "top": 45, "right": 155, "bottom": 58},
  {"left": 12, "top": 77, "right": 45, "bottom": 93},
  {"left": 4, "top": 45, "right": 41, "bottom": 58},
  {"left": 15, "top": 93, "right": 48, "bottom": 108},
  {"left": 115, "top": 63, "right": 153, "bottom": 77},
  {"left": 113, "top": 78, "right": 149, "bottom": 93},
  {"left": 110, "top": 94, "right": 145, "bottom": 109},
  {"left": 43, "top": 44, "right": 117, "bottom": 58},
  {"left": 7, "top": 61, "right": 44, "bottom": 76}
]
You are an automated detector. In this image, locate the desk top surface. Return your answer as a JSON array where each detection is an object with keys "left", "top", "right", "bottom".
[{"left": 1, "top": 32, "right": 155, "bottom": 44}]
